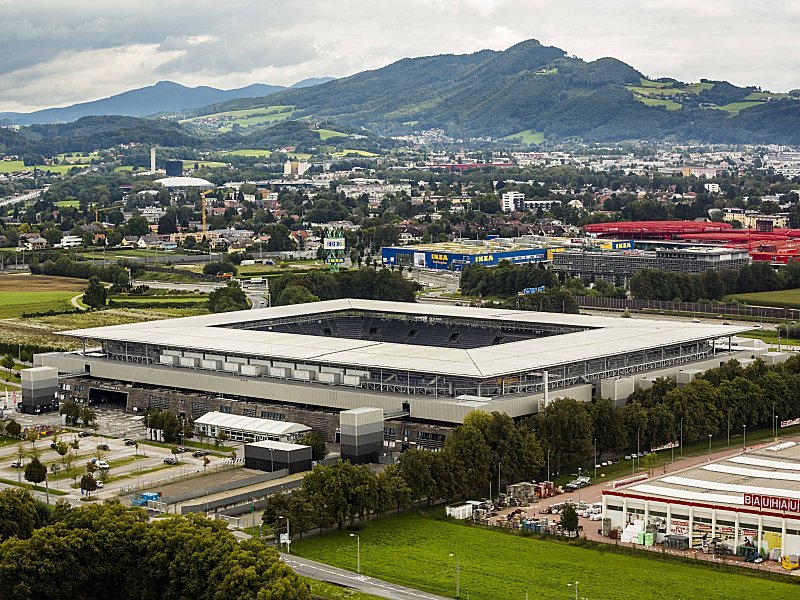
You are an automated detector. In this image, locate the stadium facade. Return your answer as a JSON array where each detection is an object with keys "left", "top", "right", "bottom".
[{"left": 38, "top": 300, "right": 755, "bottom": 449}]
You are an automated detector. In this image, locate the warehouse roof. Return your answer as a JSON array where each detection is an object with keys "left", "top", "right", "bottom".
[
  {"left": 154, "top": 176, "right": 214, "bottom": 189},
  {"left": 610, "top": 441, "right": 800, "bottom": 513},
  {"left": 194, "top": 411, "right": 310, "bottom": 436},
  {"left": 61, "top": 299, "right": 752, "bottom": 379},
  {"left": 245, "top": 440, "right": 310, "bottom": 452}
]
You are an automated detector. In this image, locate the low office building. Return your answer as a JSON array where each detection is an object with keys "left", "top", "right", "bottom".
[
  {"left": 552, "top": 247, "right": 751, "bottom": 286},
  {"left": 193, "top": 411, "right": 310, "bottom": 443},
  {"left": 244, "top": 440, "right": 312, "bottom": 474},
  {"left": 603, "top": 440, "right": 800, "bottom": 557}
]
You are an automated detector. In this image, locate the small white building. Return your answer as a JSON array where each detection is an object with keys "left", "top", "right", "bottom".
[{"left": 193, "top": 410, "right": 310, "bottom": 443}]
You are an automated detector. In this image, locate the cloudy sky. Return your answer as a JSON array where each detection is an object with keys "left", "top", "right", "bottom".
[{"left": 2, "top": 0, "right": 799, "bottom": 112}]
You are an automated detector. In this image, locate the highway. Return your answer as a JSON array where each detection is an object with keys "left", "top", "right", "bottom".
[
  {"left": 282, "top": 555, "right": 450, "bottom": 600},
  {"left": 0, "top": 187, "right": 45, "bottom": 208}
]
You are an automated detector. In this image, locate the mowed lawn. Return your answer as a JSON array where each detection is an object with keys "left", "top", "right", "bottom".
[
  {"left": 0, "top": 275, "right": 84, "bottom": 318},
  {"left": 727, "top": 288, "right": 800, "bottom": 309},
  {"left": 291, "top": 512, "right": 798, "bottom": 600}
]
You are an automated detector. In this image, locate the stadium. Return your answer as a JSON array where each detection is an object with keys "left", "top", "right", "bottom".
[{"left": 38, "top": 300, "right": 757, "bottom": 449}]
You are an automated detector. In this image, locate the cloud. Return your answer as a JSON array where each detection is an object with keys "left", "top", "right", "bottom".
[{"left": 1, "top": 0, "right": 798, "bottom": 112}]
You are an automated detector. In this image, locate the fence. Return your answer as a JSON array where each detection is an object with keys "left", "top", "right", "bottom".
[
  {"left": 181, "top": 475, "right": 302, "bottom": 515},
  {"left": 116, "top": 461, "right": 243, "bottom": 496},
  {"left": 576, "top": 296, "right": 800, "bottom": 321}
]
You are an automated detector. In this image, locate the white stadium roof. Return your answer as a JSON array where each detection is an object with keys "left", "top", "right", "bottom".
[
  {"left": 61, "top": 299, "right": 752, "bottom": 379},
  {"left": 154, "top": 176, "right": 214, "bottom": 189}
]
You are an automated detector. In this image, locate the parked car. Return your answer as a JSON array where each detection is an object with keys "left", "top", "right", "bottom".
[
  {"left": 10, "top": 460, "right": 23, "bottom": 468},
  {"left": 78, "top": 431, "right": 92, "bottom": 438},
  {"left": 97, "top": 444, "right": 110, "bottom": 451},
  {"left": 175, "top": 447, "right": 188, "bottom": 454},
  {"left": 123, "top": 439, "right": 136, "bottom": 446},
  {"left": 91, "top": 458, "right": 110, "bottom": 469},
  {"left": 192, "top": 450, "right": 209, "bottom": 458},
  {"left": 50, "top": 442, "right": 58, "bottom": 449},
  {"left": 164, "top": 456, "right": 179, "bottom": 465},
  {"left": 96, "top": 480, "right": 104, "bottom": 489}
]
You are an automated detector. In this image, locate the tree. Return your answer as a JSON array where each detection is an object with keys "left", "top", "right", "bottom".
[
  {"left": 80, "top": 474, "right": 97, "bottom": 499},
  {"left": 81, "top": 407, "right": 97, "bottom": 427},
  {"left": 203, "top": 260, "right": 238, "bottom": 276},
  {"left": 536, "top": 398, "right": 594, "bottom": 469},
  {"left": 297, "top": 431, "right": 327, "bottom": 461},
  {"left": 1, "top": 355, "right": 14, "bottom": 381},
  {"left": 276, "top": 285, "right": 320, "bottom": 306},
  {"left": 59, "top": 401, "right": 81, "bottom": 426},
  {"left": 0, "top": 489, "right": 43, "bottom": 542},
  {"left": 5, "top": 419, "right": 21, "bottom": 437},
  {"left": 560, "top": 503, "right": 579, "bottom": 537},
  {"left": 83, "top": 276, "right": 107, "bottom": 310},
  {"left": 207, "top": 283, "right": 248, "bottom": 313},
  {"left": 23, "top": 457, "right": 48, "bottom": 503}
]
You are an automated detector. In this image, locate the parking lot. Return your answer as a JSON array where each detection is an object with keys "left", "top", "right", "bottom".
[{"left": 0, "top": 406, "right": 242, "bottom": 505}]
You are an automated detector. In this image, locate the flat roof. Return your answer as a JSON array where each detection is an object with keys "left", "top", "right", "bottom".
[
  {"left": 384, "top": 240, "right": 548, "bottom": 255},
  {"left": 194, "top": 411, "right": 309, "bottom": 436},
  {"left": 611, "top": 441, "right": 800, "bottom": 512},
  {"left": 245, "top": 439, "right": 309, "bottom": 451},
  {"left": 61, "top": 299, "right": 752, "bottom": 379}
]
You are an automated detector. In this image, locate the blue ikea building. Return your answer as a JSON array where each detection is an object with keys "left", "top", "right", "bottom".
[{"left": 381, "top": 246, "right": 548, "bottom": 271}]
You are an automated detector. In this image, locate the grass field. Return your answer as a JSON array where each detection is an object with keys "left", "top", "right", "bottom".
[
  {"left": 183, "top": 105, "right": 294, "bottom": 132},
  {"left": 0, "top": 275, "right": 84, "bottom": 318},
  {"left": 726, "top": 288, "right": 800, "bottom": 309},
  {"left": 178, "top": 159, "right": 229, "bottom": 169},
  {"left": 224, "top": 149, "right": 273, "bottom": 158},
  {"left": 304, "top": 579, "right": 385, "bottom": 600},
  {"left": 54, "top": 199, "right": 80, "bottom": 208},
  {"left": 292, "top": 511, "right": 797, "bottom": 600},
  {"left": 331, "top": 149, "right": 378, "bottom": 158},
  {"left": 715, "top": 101, "right": 763, "bottom": 114},
  {"left": 317, "top": 129, "right": 347, "bottom": 140},
  {"left": 502, "top": 129, "right": 545, "bottom": 144},
  {"left": 0, "top": 161, "right": 88, "bottom": 175},
  {"left": 639, "top": 97, "right": 682, "bottom": 110},
  {"left": 112, "top": 295, "right": 207, "bottom": 304}
]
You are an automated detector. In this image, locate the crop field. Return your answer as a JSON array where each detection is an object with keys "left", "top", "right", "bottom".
[
  {"left": 639, "top": 97, "right": 682, "bottom": 110},
  {"left": 714, "top": 101, "right": 763, "bottom": 114},
  {"left": 503, "top": 129, "right": 544, "bottom": 144},
  {"left": 726, "top": 288, "right": 800, "bottom": 309},
  {"left": 292, "top": 511, "right": 797, "bottom": 600}
]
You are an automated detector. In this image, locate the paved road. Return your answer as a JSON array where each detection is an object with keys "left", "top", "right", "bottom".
[
  {"left": 282, "top": 555, "right": 450, "bottom": 600},
  {"left": 0, "top": 187, "right": 46, "bottom": 208}
]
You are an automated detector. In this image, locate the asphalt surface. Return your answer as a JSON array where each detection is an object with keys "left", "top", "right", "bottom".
[{"left": 282, "top": 554, "right": 450, "bottom": 600}]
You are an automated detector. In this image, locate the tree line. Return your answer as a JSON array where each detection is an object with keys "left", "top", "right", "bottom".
[
  {"left": 29, "top": 255, "right": 129, "bottom": 285},
  {"left": 529, "top": 356, "right": 800, "bottom": 469},
  {"left": 262, "top": 412, "right": 544, "bottom": 535},
  {"left": 0, "top": 491, "right": 310, "bottom": 600},
  {"left": 269, "top": 267, "right": 419, "bottom": 306},
  {"left": 630, "top": 261, "right": 800, "bottom": 302}
]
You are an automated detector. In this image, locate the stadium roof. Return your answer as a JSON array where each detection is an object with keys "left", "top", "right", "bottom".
[
  {"left": 61, "top": 299, "right": 752, "bottom": 379},
  {"left": 154, "top": 176, "right": 214, "bottom": 189}
]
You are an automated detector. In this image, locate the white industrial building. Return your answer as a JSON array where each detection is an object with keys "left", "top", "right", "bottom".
[{"left": 603, "top": 441, "right": 800, "bottom": 557}]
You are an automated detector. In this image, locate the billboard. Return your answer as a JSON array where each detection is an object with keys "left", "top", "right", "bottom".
[{"left": 324, "top": 238, "right": 346, "bottom": 250}]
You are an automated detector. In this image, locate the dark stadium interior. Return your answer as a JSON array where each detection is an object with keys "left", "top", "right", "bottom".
[{"left": 221, "top": 310, "right": 591, "bottom": 349}]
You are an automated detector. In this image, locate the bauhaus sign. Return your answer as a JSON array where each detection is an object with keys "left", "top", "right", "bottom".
[{"left": 744, "top": 494, "right": 800, "bottom": 512}]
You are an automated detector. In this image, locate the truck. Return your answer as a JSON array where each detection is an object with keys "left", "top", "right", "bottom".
[{"left": 131, "top": 492, "right": 161, "bottom": 507}]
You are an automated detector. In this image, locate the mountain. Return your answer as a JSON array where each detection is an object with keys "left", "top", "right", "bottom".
[
  {"left": 291, "top": 77, "right": 336, "bottom": 88},
  {"left": 0, "top": 116, "right": 202, "bottom": 156},
  {"left": 192, "top": 39, "right": 800, "bottom": 144},
  {"left": 0, "top": 81, "right": 286, "bottom": 126}
]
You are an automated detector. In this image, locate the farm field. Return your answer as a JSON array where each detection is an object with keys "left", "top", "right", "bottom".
[
  {"left": 714, "top": 101, "right": 763, "bottom": 114},
  {"left": 111, "top": 295, "right": 207, "bottom": 304},
  {"left": 291, "top": 511, "right": 798, "bottom": 600},
  {"left": 726, "top": 288, "right": 800, "bottom": 309},
  {"left": 640, "top": 97, "right": 681, "bottom": 110},
  {"left": 502, "top": 129, "right": 544, "bottom": 144},
  {"left": 0, "top": 161, "right": 88, "bottom": 175},
  {"left": 0, "top": 275, "right": 85, "bottom": 318}
]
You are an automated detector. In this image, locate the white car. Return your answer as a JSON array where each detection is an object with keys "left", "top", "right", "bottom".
[{"left": 91, "top": 458, "right": 110, "bottom": 469}]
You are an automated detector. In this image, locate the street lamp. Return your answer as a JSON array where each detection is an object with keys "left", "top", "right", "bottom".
[
  {"left": 350, "top": 533, "right": 361, "bottom": 574},
  {"left": 708, "top": 434, "right": 712, "bottom": 459},
  {"left": 593, "top": 438, "right": 597, "bottom": 479},
  {"left": 775, "top": 414, "right": 780, "bottom": 439},
  {"left": 449, "top": 553, "right": 460, "bottom": 599},
  {"left": 680, "top": 418, "right": 683, "bottom": 455},
  {"left": 743, "top": 424, "right": 747, "bottom": 450},
  {"left": 278, "top": 516, "right": 290, "bottom": 554},
  {"left": 773, "top": 402, "right": 776, "bottom": 438},
  {"left": 727, "top": 409, "right": 732, "bottom": 446},
  {"left": 205, "top": 490, "right": 209, "bottom": 514}
]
